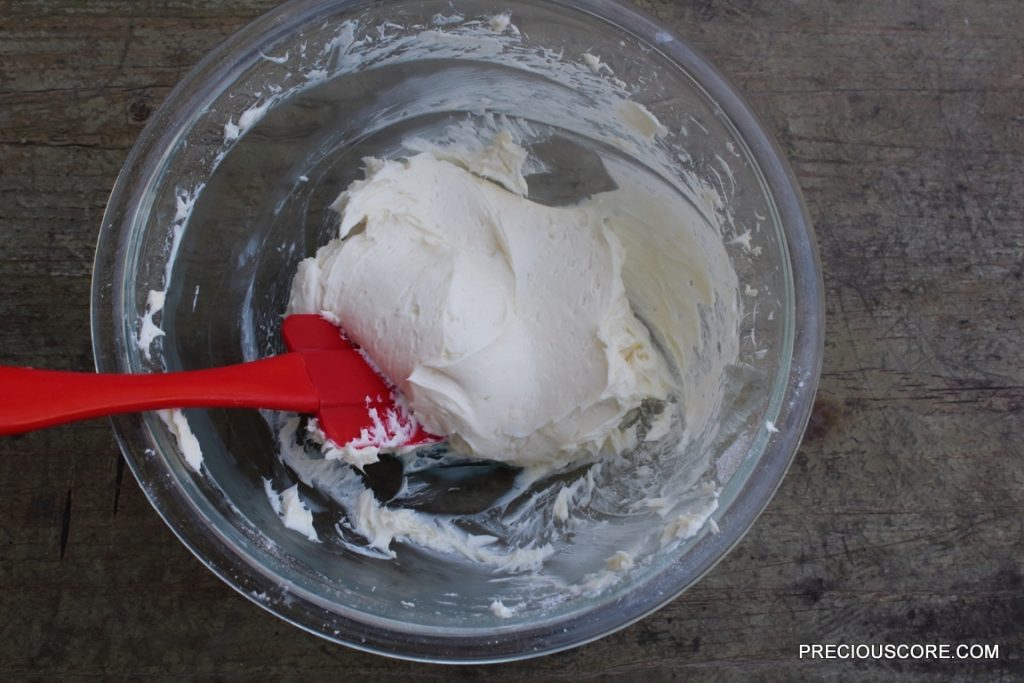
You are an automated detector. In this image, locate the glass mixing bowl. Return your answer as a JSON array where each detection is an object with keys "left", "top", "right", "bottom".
[{"left": 92, "top": 0, "right": 823, "bottom": 663}]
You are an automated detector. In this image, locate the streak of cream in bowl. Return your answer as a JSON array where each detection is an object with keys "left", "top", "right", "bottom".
[{"left": 97, "top": 0, "right": 822, "bottom": 662}]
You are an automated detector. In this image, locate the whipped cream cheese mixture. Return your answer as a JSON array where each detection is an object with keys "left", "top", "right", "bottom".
[{"left": 288, "top": 133, "right": 667, "bottom": 469}]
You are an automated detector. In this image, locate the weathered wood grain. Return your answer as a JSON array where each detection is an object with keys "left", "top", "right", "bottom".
[{"left": 1, "top": 0, "right": 1022, "bottom": 679}]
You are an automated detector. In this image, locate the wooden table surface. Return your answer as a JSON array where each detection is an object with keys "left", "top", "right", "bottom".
[{"left": 2, "top": 1, "right": 1022, "bottom": 679}]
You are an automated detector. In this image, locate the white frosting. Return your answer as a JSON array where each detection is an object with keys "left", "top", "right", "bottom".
[
  {"left": 137, "top": 185, "right": 203, "bottom": 361},
  {"left": 660, "top": 496, "right": 719, "bottom": 548},
  {"left": 288, "top": 137, "right": 667, "bottom": 467},
  {"left": 263, "top": 478, "right": 282, "bottom": 515},
  {"left": 487, "top": 13, "right": 512, "bottom": 34},
  {"left": 157, "top": 409, "right": 202, "bottom": 472},
  {"left": 275, "top": 416, "right": 553, "bottom": 571},
  {"left": 138, "top": 290, "right": 166, "bottom": 355},
  {"left": 264, "top": 479, "right": 319, "bottom": 542},
  {"left": 348, "top": 489, "right": 552, "bottom": 571},
  {"left": 490, "top": 599, "right": 516, "bottom": 618},
  {"left": 581, "top": 53, "right": 608, "bottom": 75},
  {"left": 606, "top": 550, "right": 635, "bottom": 572}
]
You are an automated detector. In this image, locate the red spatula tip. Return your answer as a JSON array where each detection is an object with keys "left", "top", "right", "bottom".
[
  {"left": 282, "top": 314, "right": 351, "bottom": 351},
  {"left": 317, "top": 402, "right": 441, "bottom": 452},
  {"left": 283, "top": 314, "right": 443, "bottom": 450}
]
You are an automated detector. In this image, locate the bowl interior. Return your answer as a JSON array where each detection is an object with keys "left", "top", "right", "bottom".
[{"left": 94, "top": 0, "right": 821, "bottom": 662}]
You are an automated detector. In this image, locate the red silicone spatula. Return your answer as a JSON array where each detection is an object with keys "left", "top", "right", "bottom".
[{"left": 0, "top": 314, "right": 440, "bottom": 449}]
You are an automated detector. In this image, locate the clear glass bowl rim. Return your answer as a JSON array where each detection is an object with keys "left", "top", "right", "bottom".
[{"left": 90, "top": 0, "right": 824, "bottom": 664}]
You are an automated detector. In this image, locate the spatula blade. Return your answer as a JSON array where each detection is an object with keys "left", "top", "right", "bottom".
[{"left": 282, "top": 314, "right": 442, "bottom": 449}]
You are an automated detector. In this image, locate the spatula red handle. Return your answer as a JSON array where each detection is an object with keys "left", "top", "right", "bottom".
[{"left": 0, "top": 354, "right": 319, "bottom": 435}]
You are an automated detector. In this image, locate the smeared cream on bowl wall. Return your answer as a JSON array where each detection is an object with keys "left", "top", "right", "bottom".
[{"left": 140, "top": 12, "right": 746, "bottom": 615}]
